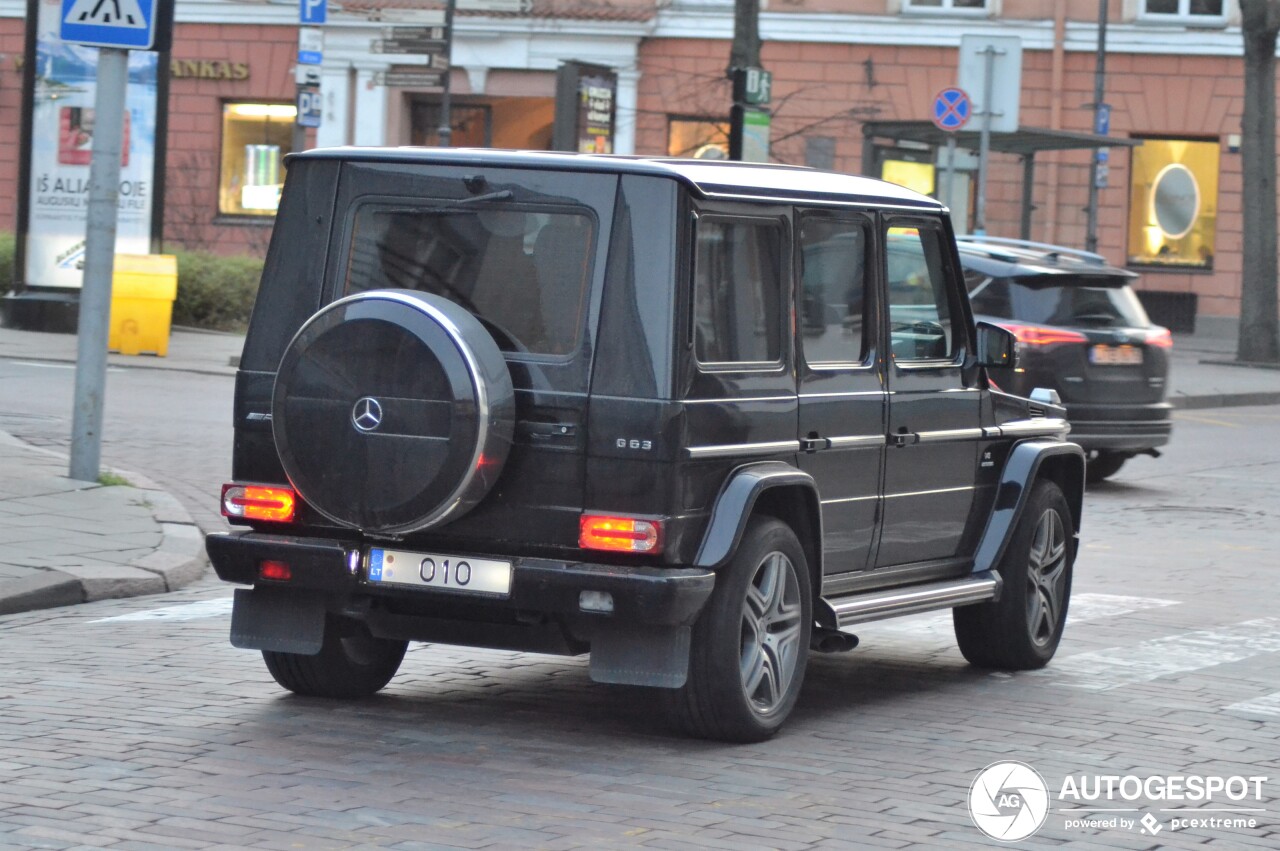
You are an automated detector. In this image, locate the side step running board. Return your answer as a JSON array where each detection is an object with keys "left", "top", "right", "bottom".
[{"left": 823, "top": 571, "right": 1001, "bottom": 628}]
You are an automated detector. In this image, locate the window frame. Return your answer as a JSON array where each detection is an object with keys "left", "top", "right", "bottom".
[
  {"left": 901, "top": 0, "right": 993, "bottom": 17},
  {"left": 690, "top": 211, "right": 790, "bottom": 372},
  {"left": 882, "top": 216, "right": 968, "bottom": 368},
  {"left": 796, "top": 210, "right": 877, "bottom": 372},
  {"left": 1137, "top": 0, "right": 1227, "bottom": 25}
]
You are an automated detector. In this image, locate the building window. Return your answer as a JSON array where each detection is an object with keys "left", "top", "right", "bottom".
[
  {"left": 668, "top": 118, "right": 730, "bottom": 160},
  {"left": 1127, "top": 138, "right": 1219, "bottom": 268},
  {"left": 219, "top": 103, "right": 296, "bottom": 217},
  {"left": 1140, "top": 0, "right": 1226, "bottom": 22},
  {"left": 902, "top": 0, "right": 990, "bottom": 14}
]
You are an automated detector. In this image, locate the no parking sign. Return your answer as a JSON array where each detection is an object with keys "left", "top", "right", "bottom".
[{"left": 932, "top": 87, "right": 972, "bottom": 132}]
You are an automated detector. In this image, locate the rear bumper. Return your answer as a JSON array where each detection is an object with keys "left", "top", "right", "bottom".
[
  {"left": 206, "top": 531, "right": 715, "bottom": 629},
  {"left": 1065, "top": 401, "right": 1173, "bottom": 452}
]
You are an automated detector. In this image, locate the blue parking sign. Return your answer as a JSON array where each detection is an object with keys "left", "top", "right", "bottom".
[
  {"left": 61, "top": 0, "right": 159, "bottom": 49},
  {"left": 300, "top": 0, "right": 327, "bottom": 25}
]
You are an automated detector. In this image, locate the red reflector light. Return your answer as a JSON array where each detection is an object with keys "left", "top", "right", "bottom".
[
  {"left": 221, "top": 484, "right": 296, "bottom": 523},
  {"left": 580, "top": 515, "right": 663, "bottom": 553},
  {"left": 258, "top": 560, "right": 292, "bottom": 581},
  {"left": 1003, "top": 324, "right": 1089, "bottom": 346},
  {"left": 1145, "top": 327, "right": 1173, "bottom": 348}
]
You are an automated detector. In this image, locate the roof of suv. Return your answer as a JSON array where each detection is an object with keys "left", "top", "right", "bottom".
[
  {"left": 290, "top": 146, "right": 945, "bottom": 210},
  {"left": 955, "top": 236, "right": 1137, "bottom": 281}
]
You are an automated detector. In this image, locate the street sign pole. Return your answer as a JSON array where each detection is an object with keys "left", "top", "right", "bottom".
[
  {"left": 438, "top": 0, "right": 456, "bottom": 146},
  {"left": 974, "top": 45, "right": 999, "bottom": 236},
  {"left": 69, "top": 47, "right": 129, "bottom": 481},
  {"left": 931, "top": 88, "right": 970, "bottom": 214}
]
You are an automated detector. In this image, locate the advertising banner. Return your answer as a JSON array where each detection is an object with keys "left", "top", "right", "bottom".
[{"left": 25, "top": 0, "right": 158, "bottom": 289}]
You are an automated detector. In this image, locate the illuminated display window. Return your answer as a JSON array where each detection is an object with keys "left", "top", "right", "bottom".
[
  {"left": 219, "top": 103, "right": 296, "bottom": 217},
  {"left": 1127, "top": 138, "right": 1219, "bottom": 269},
  {"left": 668, "top": 118, "right": 730, "bottom": 160}
]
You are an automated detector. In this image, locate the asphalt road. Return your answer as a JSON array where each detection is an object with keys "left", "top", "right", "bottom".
[{"left": 1, "top": 359, "right": 1278, "bottom": 848}]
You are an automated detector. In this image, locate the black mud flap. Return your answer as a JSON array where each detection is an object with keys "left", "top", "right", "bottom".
[
  {"left": 230, "top": 587, "right": 326, "bottom": 655},
  {"left": 588, "top": 624, "right": 691, "bottom": 688}
]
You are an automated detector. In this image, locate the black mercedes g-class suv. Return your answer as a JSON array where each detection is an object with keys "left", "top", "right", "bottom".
[{"left": 207, "top": 148, "right": 1085, "bottom": 742}]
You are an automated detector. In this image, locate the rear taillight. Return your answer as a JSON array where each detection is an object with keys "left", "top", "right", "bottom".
[
  {"left": 580, "top": 514, "right": 663, "bottom": 554},
  {"left": 1145, "top": 327, "right": 1173, "bottom": 348},
  {"left": 221, "top": 484, "right": 297, "bottom": 523},
  {"left": 258, "top": 560, "right": 293, "bottom": 581},
  {"left": 1002, "top": 324, "right": 1089, "bottom": 346}
]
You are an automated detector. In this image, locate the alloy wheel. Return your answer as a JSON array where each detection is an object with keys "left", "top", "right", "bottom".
[
  {"left": 1025, "top": 508, "right": 1068, "bottom": 646},
  {"left": 739, "top": 551, "right": 804, "bottom": 715}
]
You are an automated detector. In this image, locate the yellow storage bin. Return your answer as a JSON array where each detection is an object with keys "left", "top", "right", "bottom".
[{"left": 109, "top": 254, "right": 178, "bottom": 357}]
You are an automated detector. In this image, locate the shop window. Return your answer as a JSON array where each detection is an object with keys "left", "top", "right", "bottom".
[
  {"left": 668, "top": 118, "right": 730, "bottom": 160},
  {"left": 1127, "top": 138, "right": 1219, "bottom": 268},
  {"left": 219, "top": 103, "right": 296, "bottom": 217},
  {"left": 1140, "top": 0, "right": 1225, "bottom": 21},
  {"left": 411, "top": 102, "right": 493, "bottom": 148},
  {"left": 902, "top": 0, "right": 990, "bottom": 13}
]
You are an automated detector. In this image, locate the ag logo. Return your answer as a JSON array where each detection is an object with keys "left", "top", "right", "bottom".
[{"left": 968, "top": 761, "right": 1050, "bottom": 841}]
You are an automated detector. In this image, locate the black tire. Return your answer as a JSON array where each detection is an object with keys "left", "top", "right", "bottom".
[
  {"left": 664, "top": 518, "right": 813, "bottom": 743},
  {"left": 954, "top": 480, "right": 1074, "bottom": 670},
  {"left": 272, "top": 289, "right": 515, "bottom": 535},
  {"left": 262, "top": 615, "right": 408, "bottom": 698},
  {"left": 1085, "top": 450, "right": 1127, "bottom": 484}
]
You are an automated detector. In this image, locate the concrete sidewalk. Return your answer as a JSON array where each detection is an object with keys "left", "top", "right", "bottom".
[{"left": 2, "top": 321, "right": 1280, "bottom": 617}]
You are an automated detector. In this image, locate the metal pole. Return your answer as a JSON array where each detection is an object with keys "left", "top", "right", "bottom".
[
  {"left": 1085, "top": 0, "right": 1109, "bottom": 253},
  {"left": 438, "top": 0, "right": 457, "bottom": 146},
  {"left": 974, "top": 44, "right": 996, "bottom": 236},
  {"left": 70, "top": 47, "right": 129, "bottom": 482},
  {"left": 944, "top": 134, "right": 957, "bottom": 211}
]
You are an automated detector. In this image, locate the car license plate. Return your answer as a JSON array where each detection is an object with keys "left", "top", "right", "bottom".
[
  {"left": 366, "top": 547, "right": 512, "bottom": 596},
  {"left": 1089, "top": 344, "right": 1142, "bottom": 365}
]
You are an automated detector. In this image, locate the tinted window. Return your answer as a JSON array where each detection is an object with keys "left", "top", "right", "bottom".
[
  {"left": 344, "top": 204, "right": 595, "bottom": 356},
  {"left": 800, "top": 217, "right": 868, "bottom": 365},
  {"left": 694, "top": 217, "right": 784, "bottom": 364},
  {"left": 969, "top": 276, "right": 1151, "bottom": 329},
  {"left": 886, "top": 227, "right": 955, "bottom": 361}
]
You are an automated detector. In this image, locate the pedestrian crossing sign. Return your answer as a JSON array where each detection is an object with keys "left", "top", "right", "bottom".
[{"left": 61, "top": 0, "right": 160, "bottom": 50}]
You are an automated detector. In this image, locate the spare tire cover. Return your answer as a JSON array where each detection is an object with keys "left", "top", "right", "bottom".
[{"left": 272, "top": 289, "right": 515, "bottom": 536}]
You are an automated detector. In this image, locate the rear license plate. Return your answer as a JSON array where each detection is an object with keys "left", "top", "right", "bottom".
[
  {"left": 366, "top": 547, "right": 512, "bottom": 596},
  {"left": 1089, "top": 344, "right": 1142, "bottom": 365}
]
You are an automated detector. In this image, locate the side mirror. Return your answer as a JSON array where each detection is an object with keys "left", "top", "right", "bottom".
[{"left": 975, "top": 321, "right": 1018, "bottom": 370}]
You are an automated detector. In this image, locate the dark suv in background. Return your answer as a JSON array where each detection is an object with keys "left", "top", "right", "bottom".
[
  {"left": 956, "top": 236, "right": 1173, "bottom": 483},
  {"left": 207, "top": 149, "right": 1085, "bottom": 742}
]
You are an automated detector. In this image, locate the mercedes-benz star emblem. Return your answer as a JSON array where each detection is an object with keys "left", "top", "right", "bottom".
[{"left": 352, "top": 396, "right": 384, "bottom": 432}]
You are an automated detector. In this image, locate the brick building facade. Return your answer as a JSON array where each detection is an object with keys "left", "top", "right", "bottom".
[{"left": 0, "top": 0, "right": 1265, "bottom": 326}]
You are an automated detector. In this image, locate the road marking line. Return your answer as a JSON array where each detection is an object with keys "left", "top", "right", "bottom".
[
  {"left": 91, "top": 597, "right": 232, "bottom": 623},
  {"left": 1035, "top": 618, "right": 1280, "bottom": 691},
  {"left": 1225, "top": 691, "right": 1280, "bottom": 718}
]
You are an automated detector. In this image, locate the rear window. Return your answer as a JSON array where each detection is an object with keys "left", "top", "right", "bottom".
[
  {"left": 344, "top": 204, "right": 596, "bottom": 356},
  {"left": 969, "top": 275, "right": 1151, "bottom": 329}
]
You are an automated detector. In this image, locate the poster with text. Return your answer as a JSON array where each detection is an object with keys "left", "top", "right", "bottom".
[{"left": 25, "top": 0, "right": 157, "bottom": 289}]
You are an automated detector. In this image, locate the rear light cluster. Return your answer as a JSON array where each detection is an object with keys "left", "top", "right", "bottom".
[
  {"left": 1144, "top": 327, "right": 1173, "bottom": 348},
  {"left": 1002, "top": 324, "right": 1088, "bottom": 346},
  {"left": 579, "top": 514, "right": 663, "bottom": 553},
  {"left": 221, "top": 484, "right": 297, "bottom": 523}
]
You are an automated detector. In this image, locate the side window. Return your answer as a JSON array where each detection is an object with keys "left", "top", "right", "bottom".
[
  {"left": 886, "top": 225, "right": 958, "bottom": 362},
  {"left": 693, "top": 216, "right": 784, "bottom": 365},
  {"left": 799, "top": 216, "right": 868, "bottom": 366}
]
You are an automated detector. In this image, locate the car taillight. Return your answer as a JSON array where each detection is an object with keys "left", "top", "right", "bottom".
[
  {"left": 580, "top": 514, "right": 663, "bottom": 554},
  {"left": 1145, "top": 327, "right": 1173, "bottom": 348},
  {"left": 222, "top": 484, "right": 297, "bottom": 523},
  {"left": 258, "top": 560, "right": 292, "bottom": 581},
  {"left": 1003, "top": 324, "right": 1089, "bottom": 346}
]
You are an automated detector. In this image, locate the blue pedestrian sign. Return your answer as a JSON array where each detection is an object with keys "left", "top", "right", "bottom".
[
  {"left": 932, "top": 87, "right": 972, "bottom": 132},
  {"left": 61, "top": 0, "right": 159, "bottom": 50},
  {"left": 300, "top": 0, "right": 326, "bottom": 25}
]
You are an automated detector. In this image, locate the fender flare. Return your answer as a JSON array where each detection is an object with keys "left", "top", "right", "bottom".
[
  {"left": 972, "top": 439, "right": 1086, "bottom": 579},
  {"left": 693, "top": 461, "right": 823, "bottom": 574}
]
